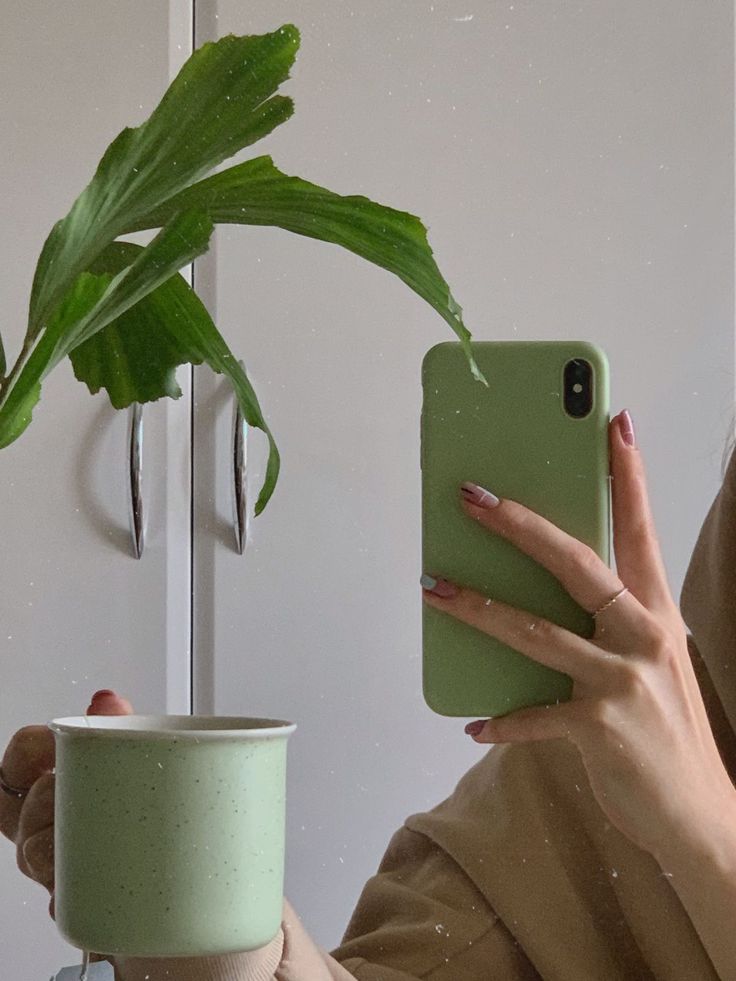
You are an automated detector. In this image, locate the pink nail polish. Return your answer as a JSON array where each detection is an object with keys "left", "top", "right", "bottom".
[
  {"left": 619, "top": 410, "right": 636, "bottom": 447},
  {"left": 461, "top": 482, "right": 500, "bottom": 508},
  {"left": 465, "top": 720, "right": 486, "bottom": 737},
  {"left": 420, "top": 574, "right": 459, "bottom": 598}
]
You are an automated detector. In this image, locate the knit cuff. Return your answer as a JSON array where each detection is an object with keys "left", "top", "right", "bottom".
[{"left": 111, "top": 930, "right": 284, "bottom": 981}]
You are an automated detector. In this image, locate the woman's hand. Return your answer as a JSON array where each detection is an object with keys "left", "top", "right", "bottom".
[
  {"left": 1, "top": 694, "right": 287, "bottom": 979},
  {"left": 0, "top": 690, "right": 133, "bottom": 924},
  {"left": 421, "top": 409, "right": 736, "bottom": 862}
]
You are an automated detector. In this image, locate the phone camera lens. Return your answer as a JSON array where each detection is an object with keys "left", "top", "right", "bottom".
[{"left": 563, "top": 359, "right": 593, "bottom": 418}]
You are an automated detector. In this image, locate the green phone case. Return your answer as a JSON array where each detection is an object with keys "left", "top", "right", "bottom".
[{"left": 421, "top": 340, "right": 610, "bottom": 717}]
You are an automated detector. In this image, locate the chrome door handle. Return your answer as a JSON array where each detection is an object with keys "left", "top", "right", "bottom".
[
  {"left": 232, "top": 383, "right": 248, "bottom": 555},
  {"left": 128, "top": 402, "right": 144, "bottom": 559}
]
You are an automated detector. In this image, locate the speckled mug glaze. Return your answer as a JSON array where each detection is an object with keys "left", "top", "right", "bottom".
[{"left": 48, "top": 715, "right": 296, "bottom": 957}]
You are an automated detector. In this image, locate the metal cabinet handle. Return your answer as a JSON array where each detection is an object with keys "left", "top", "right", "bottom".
[
  {"left": 128, "top": 402, "right": 144, "bottom": 559},
  {"left": 232, "top": 384, "right": 248, "bottom": 555}
]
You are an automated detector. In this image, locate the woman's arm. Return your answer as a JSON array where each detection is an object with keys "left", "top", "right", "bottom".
[
  {"left": 111, "top": 868, "right": 505, "bottom": 981},
  {"left": 113, "top": 826, "right": 537, "bottom": 981},
  {"left": 422, "top": 409, "right": 736, "bottom": 977},
  {"left": 653, "top": 801, "right": 736, "bottom": 981},
  {"left": 110, "top": 904, "right": 355, "bottom": 981},
  {"left": 653, "top": 637, "right": 736, "bottom": 978},
  {"left": 332, "top": 821, "right": 535, "bottom": 980}
]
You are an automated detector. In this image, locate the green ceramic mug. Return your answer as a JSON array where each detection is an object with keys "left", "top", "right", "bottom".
[{"left": 48, "top": 715, "right": 296, "bottom": 957}]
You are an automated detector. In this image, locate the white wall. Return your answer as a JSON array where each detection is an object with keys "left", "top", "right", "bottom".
[{"left": 199, "top": 0, "right": 734, "bottom": 948}]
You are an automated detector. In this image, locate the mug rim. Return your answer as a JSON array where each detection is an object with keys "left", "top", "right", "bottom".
[{"left": 48, "top": 715, "right": 297, "bottom": 740}]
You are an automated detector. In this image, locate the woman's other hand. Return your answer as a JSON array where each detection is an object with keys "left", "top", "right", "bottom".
[
  {"left": 422, "top": 410, "right": 736, "bottom": 863},
  {"left": 0, "top": 690, "right": 133, "bottom": 921}
]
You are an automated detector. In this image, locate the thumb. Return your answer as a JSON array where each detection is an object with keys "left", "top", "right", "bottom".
[
  {"left": 85, "top": 689, "right": 135, "bottom": 717},
  {"left": 469, "top": 701, "right": 584, "bottom": 744}
]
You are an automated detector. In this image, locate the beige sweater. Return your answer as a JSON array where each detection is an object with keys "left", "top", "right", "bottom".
[{"left": 114, "top": 447, "right": 736, "bottom": 981}]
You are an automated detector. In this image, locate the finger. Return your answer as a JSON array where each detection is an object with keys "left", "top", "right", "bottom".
[
  {"left": 421, "top": 578, "right": 613, "bottom": 686},
  {"left": 85, "top": 690, "right": 134, "bottom": 717},
  {"left": 16, "top": 771, "right": 55, "bottom": 885},
  {"left": 0, "top": 725, "right": 55, "bottom": 843},
  {"left": 466, "top": 701, "right": 585, "bottom": 743},
  {"left": 609, "top": 410, "right": 674, "bottom": 612},
  {"left": 2, "top": 691, "right": 133, "bottom": 873},
  {"left": 22, "top": 824, "right": 54, "bottom": 891},
  {"left": 458, "top": 482, "right": 640, "bottom": 628}
]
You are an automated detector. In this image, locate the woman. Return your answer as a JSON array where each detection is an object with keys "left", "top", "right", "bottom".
[{"left": 3, "top": 408, "right": 736, "bottom": 980}]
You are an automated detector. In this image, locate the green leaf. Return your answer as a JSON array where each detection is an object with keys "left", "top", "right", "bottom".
[
  {"left": 0, "top": 380, "right": 40, "bottom": 449},
  {"left": 0, "top": 274, "right": 109, "bottom": 448},
  {"left": 28, "top": 26, "right": 299, "bottom": 336},
  {"left": 69, "top": 258, "right": 197, "bottom": 407},
  {"left": 4, "top": 23, "right": 479, "bottom": 516},
  {"left": 0, "top": 331, "right": 5, "bottom": 379},
  {"left": 70, "top": 241, "right": 280, "bottom": 513},
  {"left": 129, "top": 155, "right": 486, "bottom": 385},
  {"left": 61, "top": 211, "right": 213, "bottom": 355},
  {"left": 0, "top": 210, "right": 213, "bottom": 447}
]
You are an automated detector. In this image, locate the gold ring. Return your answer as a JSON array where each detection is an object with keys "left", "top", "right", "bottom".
[{"left": 591, "top": 586, "right": 629, "bottom": 618}]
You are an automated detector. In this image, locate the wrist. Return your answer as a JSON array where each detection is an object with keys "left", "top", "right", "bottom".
[{"left": 652, "top": 779, "right": 736, "bottom": 881}]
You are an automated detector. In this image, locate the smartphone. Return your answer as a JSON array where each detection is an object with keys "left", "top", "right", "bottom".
[{"left": 421, "top": 340, "right": 610, "bottom": 718}]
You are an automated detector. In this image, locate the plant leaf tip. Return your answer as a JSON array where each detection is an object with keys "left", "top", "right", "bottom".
[{"left": 278, "top": 23, "right": 301, "bottom": 47}]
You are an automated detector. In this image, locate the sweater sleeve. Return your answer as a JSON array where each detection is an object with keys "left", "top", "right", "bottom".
[
  {"left": 111, "top": 931, "right": 285, "bottom": 981},
  {"left": 109, "top": 901, "right": 353, "bottom": 981},
  {"left": 328, "top": 821, "right": 539, "bottom": 980},
  {"left": 276, "top": 818, "right": 536, "bottom": 980}
]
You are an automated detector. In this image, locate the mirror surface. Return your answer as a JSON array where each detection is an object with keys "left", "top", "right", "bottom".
[{"left": 0, "top": 1, "right": 732, "bottom": 974}]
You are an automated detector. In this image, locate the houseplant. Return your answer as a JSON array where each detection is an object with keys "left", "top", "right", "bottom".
[
  {"left": 1, "top": 24, "right": 487, "bottom": 961},
  {"left": 0, "top": 23, "right": 485, "bottom": 516}
]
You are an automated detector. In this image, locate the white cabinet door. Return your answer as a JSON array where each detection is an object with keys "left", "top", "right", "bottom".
[
  {"left": 195, "top": 0, "right": 734, "bottom": 950},
  {"left": 0, "top": 3, "right": 192, "bottom": 976}
]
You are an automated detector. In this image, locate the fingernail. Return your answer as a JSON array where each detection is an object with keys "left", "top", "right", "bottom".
[
  {"left": 461, "top": 482, "right": 500, "bottom": 508},
  {"left": 619, "top": 409, "right": 636, "bottom": 447},
  {"left": 465, "top": 720, "right": 486, "bottom": 737},
  {"left": 420, "top": 574, "right": 459, "bottom": 598},
  {"left": 91, "top": 689, "right": 116, "bottom": 701}
]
